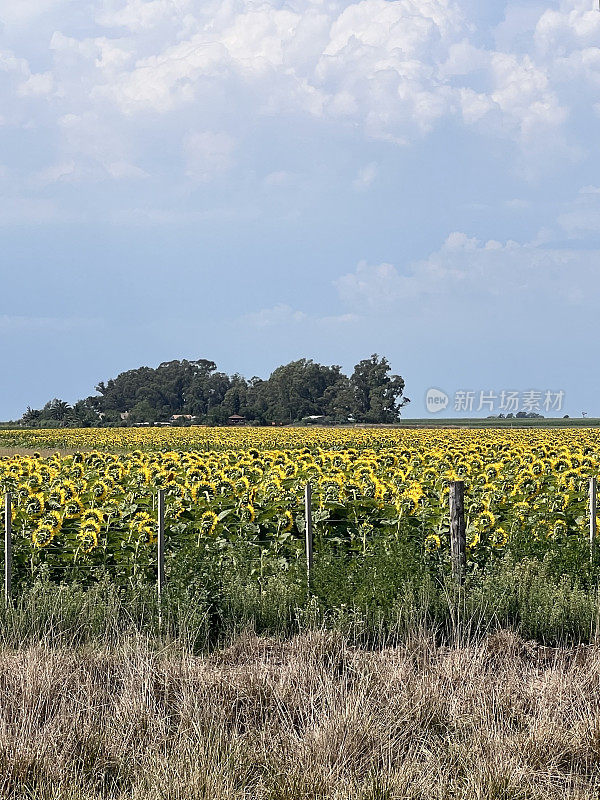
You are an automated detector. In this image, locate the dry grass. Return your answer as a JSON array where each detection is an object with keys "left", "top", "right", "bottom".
[{"left": 1, "top": 631, "right": 600, "bottom": 799}]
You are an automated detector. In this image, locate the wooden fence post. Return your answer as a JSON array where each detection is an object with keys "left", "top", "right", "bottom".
[
  {"left": 4, "top": 492, "right": 11, "bottom": 603},
  {"left": 449, "top": 481, "right": 466, "bottom": 580},
  {"left": 590, "top": 477, "right": 597, "bottom": 562},
  {"left": 157, "top": 489, "right": 165, "bottom": 599},
  {"left": 304, "top": 483, "right": 313, "bottom": 589}
]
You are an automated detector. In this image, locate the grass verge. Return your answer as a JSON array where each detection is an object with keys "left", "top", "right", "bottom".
[{"left": 2, "top": 629, "right": 600, "bottom": 798}]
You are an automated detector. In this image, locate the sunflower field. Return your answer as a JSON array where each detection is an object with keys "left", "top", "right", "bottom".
[{"left": 0, "top": 426, "right": 599, "bottom": 589}]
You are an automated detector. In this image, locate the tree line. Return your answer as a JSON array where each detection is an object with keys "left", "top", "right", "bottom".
[{"left": 20, "top": 355, "right": 410, "bottom": 427}]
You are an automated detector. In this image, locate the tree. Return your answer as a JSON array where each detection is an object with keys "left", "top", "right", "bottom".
[
  {"left": 349, "top": 355, "right": 409, "bottom": 423},
  {"left": 44, "top": 399, "right": 72, "bottom": 423},
  {"left": 186, "top": 364, "right": 231, "bottom": 419},
  {"left": 18, "top": 353, "right": 410, "bottom": 427},
  {"left": 322, "top": 375, "right": 356, "bottom": 421},
  {"left": 71, "top": 399, "right": 100, "bottom": 427},
  {"left": 256, "top": 359, "right": 344, "bottom": 423},
  {"left": 96, "top": 359, "right": 223, "bottom": 421},
  {"left": 21, "top": 407, "right": 41, "bottom": 426},
  {"left": 222, "top": 375, "right": 249, "bottom": 417}
]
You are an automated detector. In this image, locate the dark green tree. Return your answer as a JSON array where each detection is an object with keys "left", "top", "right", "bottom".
[
  {"left": 256, "top": 359, "right": 344, "bottom": 423},
  {"left": 349, "top": 354, "right": 409, "bottom": 423},
  {"left": 45, "top": 399, "right": 72, "bottom": 423},
  {"left": 19, "top": 354, "right": 409, "bottom": 427}
]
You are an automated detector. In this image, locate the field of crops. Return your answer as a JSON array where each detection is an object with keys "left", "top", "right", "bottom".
[{"left": 0, "top": 427, "right": 599, "bottom": 587}]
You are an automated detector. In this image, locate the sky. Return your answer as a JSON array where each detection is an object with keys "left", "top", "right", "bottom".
[{"left": 1, "top": 0, "right": 600, "bottom": 420}]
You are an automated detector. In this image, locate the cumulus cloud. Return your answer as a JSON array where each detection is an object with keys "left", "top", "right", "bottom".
[
  {"left": 335, "top": 231, "right": 600, "bottom": 314},
  {"left": 0, "top": 0, "right": 69, "bottom": 29},
  {"left": 3, "top": 0, "right": 600, "bottom": 192},
  {"left": 74, "top": 0, "right": 588, "bottom": 150}
]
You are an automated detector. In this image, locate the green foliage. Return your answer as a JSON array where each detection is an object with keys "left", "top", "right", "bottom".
[
  {"left": 20, "top": 354, "right": 409, "bottom": 427},
  {"left": 3, "top": 539, "right": 600, "bottom": 649}
]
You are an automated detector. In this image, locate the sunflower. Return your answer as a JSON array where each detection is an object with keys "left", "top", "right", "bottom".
[
  {"left": 490, "top": 528, "right": 508, "bottom": 548},
  {"left": 64, "top": 497, "right": 84, "bottom": 520},
  {"left": 42, "top": 510, "right": 62, "bottom": 533},
  {"left": 32, "top": 523, "right": 55, "bottom": 548},
  {"left": 424, "top": 534, "right": 441, "bottom": 552},
  {"left": 27, "top": 473, "right": 43, "bottom": 492},
  {"left": 467, "top": 530, "right": 480, "bottom": 548},
  {"left": 474, "top": 510, "right": 496, "bottom": 532},
  {"left": 92, "top": 481, "right": 110, "bottom": 503},
  {"left": 278, "top": 510, "right": 294, "bottom": 533},
  {"left": 47, "top": 486, "right": 66, "bottom": 507},
  {"left": 513, "top": 474, "right": 540, "bottom": 500},
  {"left": 25, "top": 493, "right": 45, "bottom": 518},
  {"left": 199, "top": 510, "right": 219, "bottom": 536},
  {"left": 60, "top": 481, "right": 78, "bottom": 501},
  {"left": 397, "top": 494, "right": 419, "bottom": 515},
  {"left": 82, "top": 509, "right": 104, "bottom": 526},
  {"left": 549, "top": 519, "right": 568, "bottom": 539},
  {"left": 141, "top": 524, "right": 158, "bottom": 545},
  {"left": 78, "top": 523, "right": 100, "bottom": 553}
]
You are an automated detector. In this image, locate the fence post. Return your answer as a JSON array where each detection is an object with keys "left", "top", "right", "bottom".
[
  {"left": 449, "top": 481, "right": 466, "bottom": 580},
  {"left": 4, "top": 492, "right": 11, "bottom": 603},
  {"left": 157, "top": 489, "right": 165, "bottom": 599},
  {"left": 304, "top": 483, "right": 313, "bottom": 590},
  {"left": 590, "top": 477, "right": 597, "bottom": 563}
]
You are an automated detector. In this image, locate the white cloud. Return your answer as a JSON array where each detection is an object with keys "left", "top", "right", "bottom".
[
  {"left": 242, "top": 303, "right": 307, "bottom": 329},
  {"left": 95, "top": 0, "right": 193, "bottom": 33},
  {"left": 240, "top": 302, "right": 358, "bottom": 330},
  {"left": 17, "top": 71, "right": 54, "bottom": 97},
  {"left": 183, "top": 130, "right": 236, "bottom": 182},
  {"left": 336, "top": 261, "right": 411, "bottom": 312},
  {"left": 3, "top": 0, "right": 600, "bottom": 191},
  {"left": 106, "top": 160, "right": 148, "bottom": 179},
  {"left": 34, "top": 161, "right": 77, "bottom": 186},
  {"left": 556, "top": 186, "right": 600, "bottom": 236},
  {"left": 45, "top": 111, "right": 147, "bottom": 181},
  {"left": 335, "top": 231, "right": 600, "bottom": 314},
  {"left": 353, "top": 162, "right": 377, "bottom": 190},
  {"left": 0, "top": 0, "right": 69, "bottom": 28},
  {"left": 36, "top": 0, "right": 575, "bottom": 152},
  {"left": 534, "top": 2, "right": 600, "bottom": 56},
  {"left": 262, "top": 170, "right": 302, "bottom": 189}
]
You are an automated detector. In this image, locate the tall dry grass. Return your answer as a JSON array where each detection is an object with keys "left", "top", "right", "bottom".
[{"left": 1, "top": 630, "right": 600, "bottom": 798}]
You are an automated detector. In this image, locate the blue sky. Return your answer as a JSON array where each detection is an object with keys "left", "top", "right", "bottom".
[{"left": 1, "top": 0, "right": 600, "bottom": 419}]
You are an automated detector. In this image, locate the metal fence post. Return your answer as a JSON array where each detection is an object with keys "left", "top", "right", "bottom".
[
  {"left": 449, "top": 481, "right": 466, "bottom": 580},
  {"left": 4, "top": 492, "right": 11, "bottom": 603},
  {"left": 157, "top": 489, "right": 165, "bottom": 599},
  {"left": 304, "top": 483, "right": 313, "bottom": 589}
]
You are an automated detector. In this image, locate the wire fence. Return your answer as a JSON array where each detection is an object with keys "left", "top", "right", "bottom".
[{"left": 2, "top": 477, "right": 599, "bottom": 600}]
